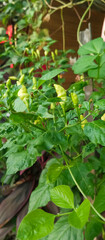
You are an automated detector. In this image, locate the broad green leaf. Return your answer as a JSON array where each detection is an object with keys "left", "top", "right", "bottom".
[
  {"left": 50, "top": 185, "right": 74, "bottom": 209},
  {"left": 99, "top": 147, "right": 105, "bottom": 172},
  {"left": 17, "top": 209, "right": 55, "bottom": 240},
  {"left": 40, "top": 69, "right": 65, "bottom": 80},
  {"left": 84, "top": 120, "right": 105, "bottom": 146},
  {"left": 47, "top": 163, "right": 64, "bottom": 183},
  {"left": 48, "top": 216, "right": 84, "bottom": 240},
  {"left": 94, "top": 99, "right": 105, "bottom": 111},
  {"left": 85, "top": 217, "right": 102, "bottom": 240},
  {"left": 72, "top": 55, "right": 97, "bottom": 74},
  {"left": 93, "top": 186, "right": 105, "bottom": 214},
  {"left": 13, "top": 98, "right": 27, "bottom": 112},
  {"left": 28, "top": 184, "right": 50, "bottom": 212},
  {"left": 68, "top": 199, "right": 90, "bottom": 229},
  {"left": 78, "top": 38, "right": 104, "bottom": 55},
  {"left": 6, "top": 149, "right": 39, "bottom": 175}
]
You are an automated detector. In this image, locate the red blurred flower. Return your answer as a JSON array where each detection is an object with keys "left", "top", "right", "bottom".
[
  {"left": 10, "top": 64, "right": 14, "bottom": 68},
  {"left": 0, "top": 25, "right": 13, "bottom": 45},
  {"left": 0, "top": 40, "right": 7, "bottom": 44},
  {"left": 42, "top": 64, "right": 47, "bottom": 71},
  {"left": 6, "top": 25, "right": 13, "bottom": 44},
  {"left": 6, "top": 25, "right": 13, "bottom": 39}
]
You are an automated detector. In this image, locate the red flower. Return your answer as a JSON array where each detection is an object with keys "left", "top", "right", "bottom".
[
  {"left": 6, "top": 25, "right": 13, "bottom": 39},
  {"left": 0, "top": 40, "right": 7, "bottom": 44},
  {"left": 10, "top": 64, "right": 14, "bottom": 68},
  {"left": 42, "top": 64, "right": 47, "bottom": 71}
]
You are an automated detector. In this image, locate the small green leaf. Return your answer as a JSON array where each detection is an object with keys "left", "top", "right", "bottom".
[
  {"left": 40, "top": 69, "right": 65, "bottom": 80},
  {"left": 37, "top": 106, "right": 53, "bottom": 118},
  {"left": 68, "top": 199, "right": 90, "bottom": 229},
  {"left": 17, "top": 209, "right": 55, "bottom": 240},
  {"left": 50, "top": 185, "right": 74, "bottom": 209},
  {"left": 28, "top": 184, "right": 50, "bottom": 212},
  {"left": 94, "top": 99, "right": 105, "bottom": 111},
  {"left": 47, "top": 163, "right": 64, "bottom": 183},
  {"left": 84, "top": 120, "right": 105, "bottom": 146},
  {"left": 13, "top": 98, "right": 27, "bottom": 112}
]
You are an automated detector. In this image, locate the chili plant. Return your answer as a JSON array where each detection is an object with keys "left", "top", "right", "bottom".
[{"left": 1, "top": 37, "right": 105, "bottom": 239}]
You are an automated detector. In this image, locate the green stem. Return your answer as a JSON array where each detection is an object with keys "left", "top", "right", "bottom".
[
  {"left": 67, "top": 160, "right": 105, "bottom": 222},
  {"left": 59, "top": 145, "right": 105, "bottom": 223},
  {"left": 61, "top": 8, "right": 65, "bottom": 51},
  {"left": 56, "top": 211, "right": 71, "bottom": 218},
  {"left": 77, "top": 0, "right": 94, "bottom": 46}
]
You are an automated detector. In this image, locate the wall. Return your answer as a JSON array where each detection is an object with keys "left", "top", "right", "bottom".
[{"left": 43, "top": 4, "right": 105, "bottom": 88}]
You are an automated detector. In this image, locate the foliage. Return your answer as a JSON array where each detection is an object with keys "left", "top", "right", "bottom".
[{"left": 1, "top": 1, "right": 105, "bottom": 240}]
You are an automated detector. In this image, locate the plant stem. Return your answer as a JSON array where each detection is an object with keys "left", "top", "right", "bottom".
[
  {"left": 77, "top": 0, "right": 94, "bottom": 46},
  {"left": 59, "top": 145, "right": 105, "bottom": 222},
  {"left": 67, "top": 160, "right": 105, "bottom": 222},
  {"left": 56, "top": 211, "right": 71, "bottom": 217},
  {"left": 61, "top": 9, "right": 65, "bottom": 52}
]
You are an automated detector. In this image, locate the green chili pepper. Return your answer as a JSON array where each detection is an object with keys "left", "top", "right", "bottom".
[
  {"left": 19, "top": 74, "right": 25, "bottom": 84},
  {"left": 6, "top": 79, "right": 11, "bottom": 88},
  {"left": 9, "top": 76, "right": 17, "bottom": 80}
]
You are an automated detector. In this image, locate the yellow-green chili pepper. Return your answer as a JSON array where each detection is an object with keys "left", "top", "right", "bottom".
[
  {"left": 71, "top": 92, "right": 78, "bottom": 107},
  {"left": 101, "top": 113, "right": 105, "bottom": 121},
  {"left": 80, "top": 115, "right": 88, "bottom": 129}
]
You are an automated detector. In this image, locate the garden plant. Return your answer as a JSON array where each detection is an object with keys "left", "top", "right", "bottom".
[{"left": 1, "top": 1, "right": 105, "bottom": 240}]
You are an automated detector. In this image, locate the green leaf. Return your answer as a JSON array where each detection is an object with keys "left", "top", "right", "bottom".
[
  {"left": 78, "top": 37, "right": 104, "bottom": 55},
  {"left": 37, "top": 106, "right": 53, "bottom": 118},
  {"left": 84, "top": 120, "right": 105, "bottom": 146},
  {"left": 17, "top": 209, "right": 55, "bottom": 240},
  {"left": 85, "top": 217, "right": 102, "bottom": 240},
  {"left": 94, "top": 99, "right": 105, "bottom": 111},
  {"left": 68, "top": 199, "right": 90, "bottom": 229},
  {"left": 47, "top": 163, "right": 64, "bottom": 183},
  {"left": 47, "top": 216, "right": 84, "bottom": 240},
  {"left": 50, "top": 185, "right": 74, "bottom": 209},
  {"left": 28, "top": 184, "right": 50, "bottom": 213},
  {"left": 40, "top": 69, "right": 65, "bottom": 80},
  {"left": 6, "top": 149, "right": 39, "bottom": 175},
  {"left": 82, "top": 142, "right": 95, "bottom": 158},
  {"left": 72, "top": 55, "right": 97, "bottom": 74},
  {"left": 13, "top": 98, "right": 27, "bottom": 112},
  {"left": 71, "top": 162, "right": 94, "bottom": 198},
  {"left": 93, "top": 186, "right": 105, "bottom": 214},
  {"left": 88, "top": 63, "right": 105, "bottom": 79}
]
